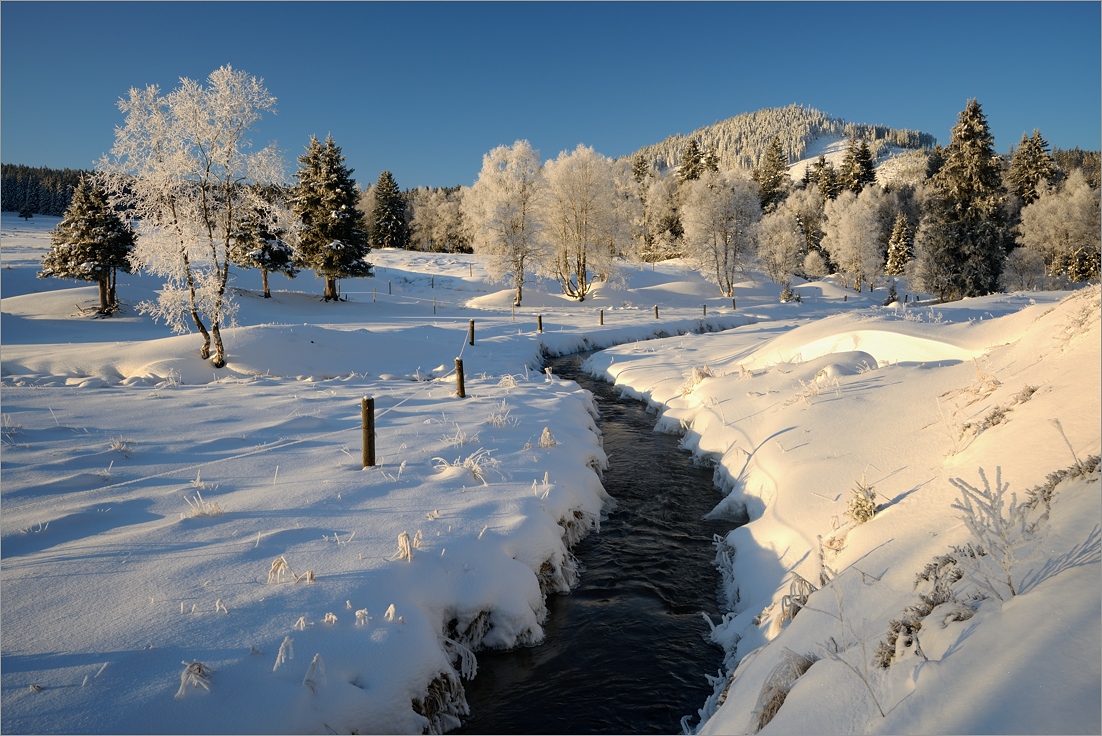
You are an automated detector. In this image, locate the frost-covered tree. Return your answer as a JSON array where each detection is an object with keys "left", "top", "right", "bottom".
[
  {"left": 681, "top": 170, "right": 761, "bottom": 296},
  {"left": 38, "top": 177, "right": 135, "bottom": 313},
  {"left": 641, "top": 170, "right": 684, "bottom": 263},
  {"left": 462, "top": 140, "right": 544, "bottom": 306},
  {"left": 752, "top": 136, "right": 790, "bottom": 211},
  {"left": 1006, "top": 130, "right": 1057, "bottom": 206},
  {"left": 821, "top": 187, "right": 888, "bottom": 291},
  {"left": 783, "top": 187, "right": 826, "bottom": 261},
  {"left": 884, "top": 212, "right": 913, "bottom": 276},
  {"left": 912, "top": 100, "right": 1008, "bottom": 301},
  {"left": 409, "top": 187, "right": 469, "bottom": 253},
  {"left": 371, "top": 170, "right": 409, "bottom": 249},
  {"left": 757, "top": 209, "right": 804, "bottom": 285},
  {"left": 678, "top": 139, "right": 705, "bottom": 184},
  {"left": 100, "top": 65, "right": 284, "bottom": 367},
  {"left": 540, "top": 144, "right": 621, "bottom": 300},
  {"left": 839, "top": 137, "right": 877, "bottom": 194},
  {"left": 292, "top": 134, "right": 371, "bottom": 301},
  {"left": 229, "top": 184, "right": 298, "bottom": 298},
  {"left": 1017, "top": 170, "right": 1101, "bottom": 283}
]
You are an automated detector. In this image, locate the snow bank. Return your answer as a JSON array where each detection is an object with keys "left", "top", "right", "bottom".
[{"left": 585, "top": 286, "right": 1101, "bottom": 735}]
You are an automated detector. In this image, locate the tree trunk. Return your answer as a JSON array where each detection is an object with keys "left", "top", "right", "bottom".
[
  {"left": 324, "top": 276, "right": 338, "bottom": 301},
  {"left": 211, "top": 322, "right": 226, "bottom": 368},
  {"left": 262, "top": 268, "right": 271, "bottom": 298},
  {"left": 98, "top": 277, "right": 110, "bottom": 313}
]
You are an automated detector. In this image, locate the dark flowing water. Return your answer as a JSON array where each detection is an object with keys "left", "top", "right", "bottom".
[{"left": 456, "top": 352, "right": 737, "bottom": 735}]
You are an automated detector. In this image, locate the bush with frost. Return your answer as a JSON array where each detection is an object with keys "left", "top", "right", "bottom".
[
  {"left": 176, "top": 661, "right": 212, "bottom": 698},
  {"left": 846, "top": 473, "right": 877, "bottom": 524},
  {"left": 750, "top": 649, "right": 819, "bottom": 732}
]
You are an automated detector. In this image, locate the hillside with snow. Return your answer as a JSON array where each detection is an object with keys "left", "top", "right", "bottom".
[
  {"left": 630, "top": 104, "right": 936, "bottom": 174},
  {"left": 2, "top": 212, "right": 1099, "bottom": 734}
]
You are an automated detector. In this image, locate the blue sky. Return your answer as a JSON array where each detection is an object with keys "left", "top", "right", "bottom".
[{"left": 2, "top": 2, "right": 1099, "bottom": 190}]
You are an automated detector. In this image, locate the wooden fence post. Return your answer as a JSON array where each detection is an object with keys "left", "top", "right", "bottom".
[
  {"left": 433, "top": 296, "right": 436, "bottom": 314},
  {"left": 455, "top": 358, "right": 466, "bottom": 398},
  {"left": 654, "top": 305, "right": 659, "bottom": 319},
  {"left": 388, "top": 280, "right": 392, "bottom": 295},
  {"left": 732, "top": 297, "right": 736, "bottom": 310},
  {"left": 537, "top": 314, "right": 543, "bottom": 333},
  {"left": 599, "top": 309, "right": 603, "bottom": 326},
  {"left": 361, "top": 397, "right": 375, "bottom": 468},
  {"left": 703, "top": 304, "right": 707, "bottom": 317},
  {"left": 468, "top": 319, "right": 475, "bottom": 346}
]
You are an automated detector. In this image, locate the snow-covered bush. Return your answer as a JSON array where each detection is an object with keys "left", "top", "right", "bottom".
[
  {"left": 394, "top": 532, "right": 414, "bottom": 562},
  {"left": 175, "top": 661, "right": 212, "bottom": 698},
  {"left": 183, "top": 489, "right": 223, "bottom": 518},
  {"left": 846, "top": 475, "right": 877, "bottom": 524},
  {"left": 680, "top": 365, "right": 715, "bottom": 396},
  {"left": 950, "top": 467, "right": 1040, "bottom": 600},
  {"left": 537, "top": 427, "right": 556, "bottom": 448},
  {"left": 750, "top": 649, "right": 819, "bottom": 732},
  {"left": 273, "top": 636, "right": 293, "bottom": 672}
]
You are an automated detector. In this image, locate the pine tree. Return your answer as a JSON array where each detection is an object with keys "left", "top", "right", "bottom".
[
  {"left": 839, "top": 138, "right": 876, "bottom": 194},
  {"left": 230, "top": 184, "right": 299, "bottom": 298},
  {"left": 38, "top": 178, "right": 135, "bottom": 313},
  {"left": 884, "top": 212, "right": 913, "bottom": 275},
  {"left": 678, "top": 139, "right": 705, "bottom": 184},
  {"left": 631, "top": 154, "right": 651, "bottom": 186},
  {"left": 371, "top": 170, "right": 409, "bottom": 249},
  {"left": 913, "top": 100, "right": 1008, "bottom": 300},
  {"left": 1007, "top": 130, "right": 1057, "bottom": 205},
  {"left": 752, "top": 137, "right": 790, "bottom": 211},
  {"left": 702, "top": 146, "right": 720, "bottom": 174},
  {"left": 292, "top": 135, "right": 371, "bottom": 301},
  {"left": 807, "top": 155, "right": 842, "bottom": 200}
]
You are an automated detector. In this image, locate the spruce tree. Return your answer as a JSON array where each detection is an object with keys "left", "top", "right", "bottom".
[
  {"left": 808, "top": 155, "right": 842, "bottom": 200},
  {"left": 884, "top": 212, "right": 913, "bottom": 275},
  {"left": 702, "top": 147, "right": 720, "bottom": 174},
  {"left": 914, "top": 99, "right": 1008, "bottom": 300},
  {"left": 752, "top": 136, "right": 790, "bottom": 211},
  {"left": 631, "top": 154, "right": 651, "bottom": 185},
  {"left": 678, "top": 139, "right": 704, "bottom": 183},
  {"left": 38, "top": 178, "right": 134, "bottom": 313},
  {"left": 230, "top": 184, "right": 299, "bottom": 298},
  {"left": 839, "top": 138, "right": 876, "bottom": 194},
  {"left": 292, "top": 134, "right": 371, "bottom": 301},
  {"left": 371, "top": 170, "right": 409, "bottom": 249},
  {"left": 1007, "top": 129, "right": 1057, "bottom": 205}
]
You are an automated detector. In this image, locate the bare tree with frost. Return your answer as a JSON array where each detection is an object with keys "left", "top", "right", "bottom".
[
  {"left": 540, "top": 144, "right": 622, "bottom": 300},
  {"left": 680, "top": 170, "right": 761, "bottom": 296},
  {"left": 100, "top": 65, "right": 284, "bottom": 367},
  {"left": 462, "top": 140, "right": 544, "bottom": 306},
  {"left": 820, "top": 187, "right": 889, "bottom": 292}
]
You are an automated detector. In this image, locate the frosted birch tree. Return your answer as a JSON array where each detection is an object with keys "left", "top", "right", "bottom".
[
  {"left": 100, "top": 65, "right": 284, "bottom": 367},
  {"left": 680, "top": 170, "right": 761, "bottom": 296},
  {"left": 540, "top": 144, "right": 621, "bottom": 300},
  {"left": 1016, "top": 170, "right": 1101, "bottom": 283},
  {"left": 757, "top": 209, "right": 805, "bottom": 285},
  {"left": 462, "top": 140, "right": 544, "bottom": 306},
  {"left": 820, "top": 187, "right": 888, "bottom": 291}
]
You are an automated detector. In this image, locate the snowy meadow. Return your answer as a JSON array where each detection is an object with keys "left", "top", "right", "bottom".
[{"left": 2, "top": 211, "right": 1099, "bottom": 734}]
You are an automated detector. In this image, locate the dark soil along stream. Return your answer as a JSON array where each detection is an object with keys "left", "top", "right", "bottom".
[{"left": 456, "top": 352, "right": 736, "bottom": 734}]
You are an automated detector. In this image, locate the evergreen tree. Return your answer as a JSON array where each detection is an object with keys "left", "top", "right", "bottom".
[
  {"left": 631, "top": 154, "right": 651, "bottom": 186},
  {"left": 807, "top": 155, "right": 842, "bottom": 200},
  {"left": 19, "top": 182, "right": 38, "bottom": 220},
  {"left": 678, "top": 139, "right": 704, "bottom": 183},
  {"left": 913, "top": 99, "right": 1008, "bottom": 300},
  {"left": 702, "top": 146, "right": 720, "bottom": 174},
  {"left": 839, "top": 138, "right": 876, "bottom": 194},
  {"left": 1007, "top": 129, "right": 1057, "bottom": 205},
  {"left": 38, "top": 178, "right": 135, "bottom": 313},
  {"left": 752, "top": 136, "right": 790, "bottom": 211},
  {"left": 230, "top": 184, "right": 299, "bottom": 298},
  {"left": 371, "top": 170, "right": 409, "bottom": 249},
  {"left": 884, "top": 212, "right": 913, "bottom": 275},
  {"left": 292, "top": 134, "right": 372, "bottom": 301}
]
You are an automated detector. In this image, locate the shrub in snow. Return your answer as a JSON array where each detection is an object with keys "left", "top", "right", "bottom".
[
  {"left": 355, "top": 608, "right": 370, "bottom": 626},
  {"left": 411, "top": 671, "right": 469, "bottom": 735},
  {"left": 323, "top": 612, "right": 337, "bottom": 625},
  {"left": 487, "top": 399, "right": 516, "bottom": 428},
  {"left": 779, "top": 282, "right": 801, "bottom": 303},
  {"left": 950, "top": 467, "right": 1041, "bottom": 600},
  {"left": 432, "top": 448, "right": 498, "bottom": 484},
  {"left": 273, "top": 636, "right": 293, "bottom": 672},
  {"left": 302, "top": 653, "right": 326, "bottom": 692},
  {"left": 443, "top": 423, "right": 478, "bottom": 447},
  {"left": 846, "top": 474, "right": 878, "bottom": 524},
  {"left": 394, "top": 532, "right": 414, "bottom": 562},
  {"left": 440, "top": 636, "right": 479, "bottom": 680},
  {"left": 750, "top": 649, "right": 819, "bottom": 732},
  {"left": 680, "top": 365, "right": 715, "bottom": 396},
  {"left": 779, "top": 573, "right": 817, "bottom": 627},
  {"left": 183, "top": 489, "right": 223, "bottom": 518},
  {"left": 537, "top": 427, "right": 557, "bottom": 448},
  {"left": 384, "top": 604, "right": 397, "bottom": 622},
  {"left": 1024, "top": 455, "right": 1100, "bottom": 522},
  {"left": 175, "top": 661, "right": 212, "bottom": 698}
]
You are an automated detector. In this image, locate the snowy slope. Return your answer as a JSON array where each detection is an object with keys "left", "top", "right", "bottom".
[
  {"left": 585, "top": 287, "right": 1101, "bottom": 734},
  {"left": 3, "top": 210, "right": 1097, "bottom": 735}
]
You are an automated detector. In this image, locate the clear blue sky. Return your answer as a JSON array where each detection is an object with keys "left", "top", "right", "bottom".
[{"left": 3, "top": 2, "right": 1099, "bottom": 190}]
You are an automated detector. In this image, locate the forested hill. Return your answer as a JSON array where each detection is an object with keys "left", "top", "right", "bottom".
[
  {"left": 1, "top": 164, "right": 93, "bottom": 217},
  {"left": 631, "top": 104, "right": 937, "bottom": 172}
]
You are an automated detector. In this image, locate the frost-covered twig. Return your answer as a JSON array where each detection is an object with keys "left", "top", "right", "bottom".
[{"left": 176, "top": 661, "right": 212, "bottom": 698}]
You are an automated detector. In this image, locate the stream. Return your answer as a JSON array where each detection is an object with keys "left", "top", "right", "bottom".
[{"left": 456, "top": 351, "right": 737, "bottom": 734}]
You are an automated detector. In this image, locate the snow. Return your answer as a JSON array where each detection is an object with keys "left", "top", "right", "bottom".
[{"left": 3, "top": 210, "right": 1099, "bottom": 734}]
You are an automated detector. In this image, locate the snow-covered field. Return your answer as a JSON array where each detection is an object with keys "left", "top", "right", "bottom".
[{"left": 2, "top": 211, "right": 1099, "bottom": 734}]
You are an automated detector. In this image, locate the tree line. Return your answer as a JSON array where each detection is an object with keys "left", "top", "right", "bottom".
[{"left": 34, "top": 65, "right": 1102, "bottom": 370}]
